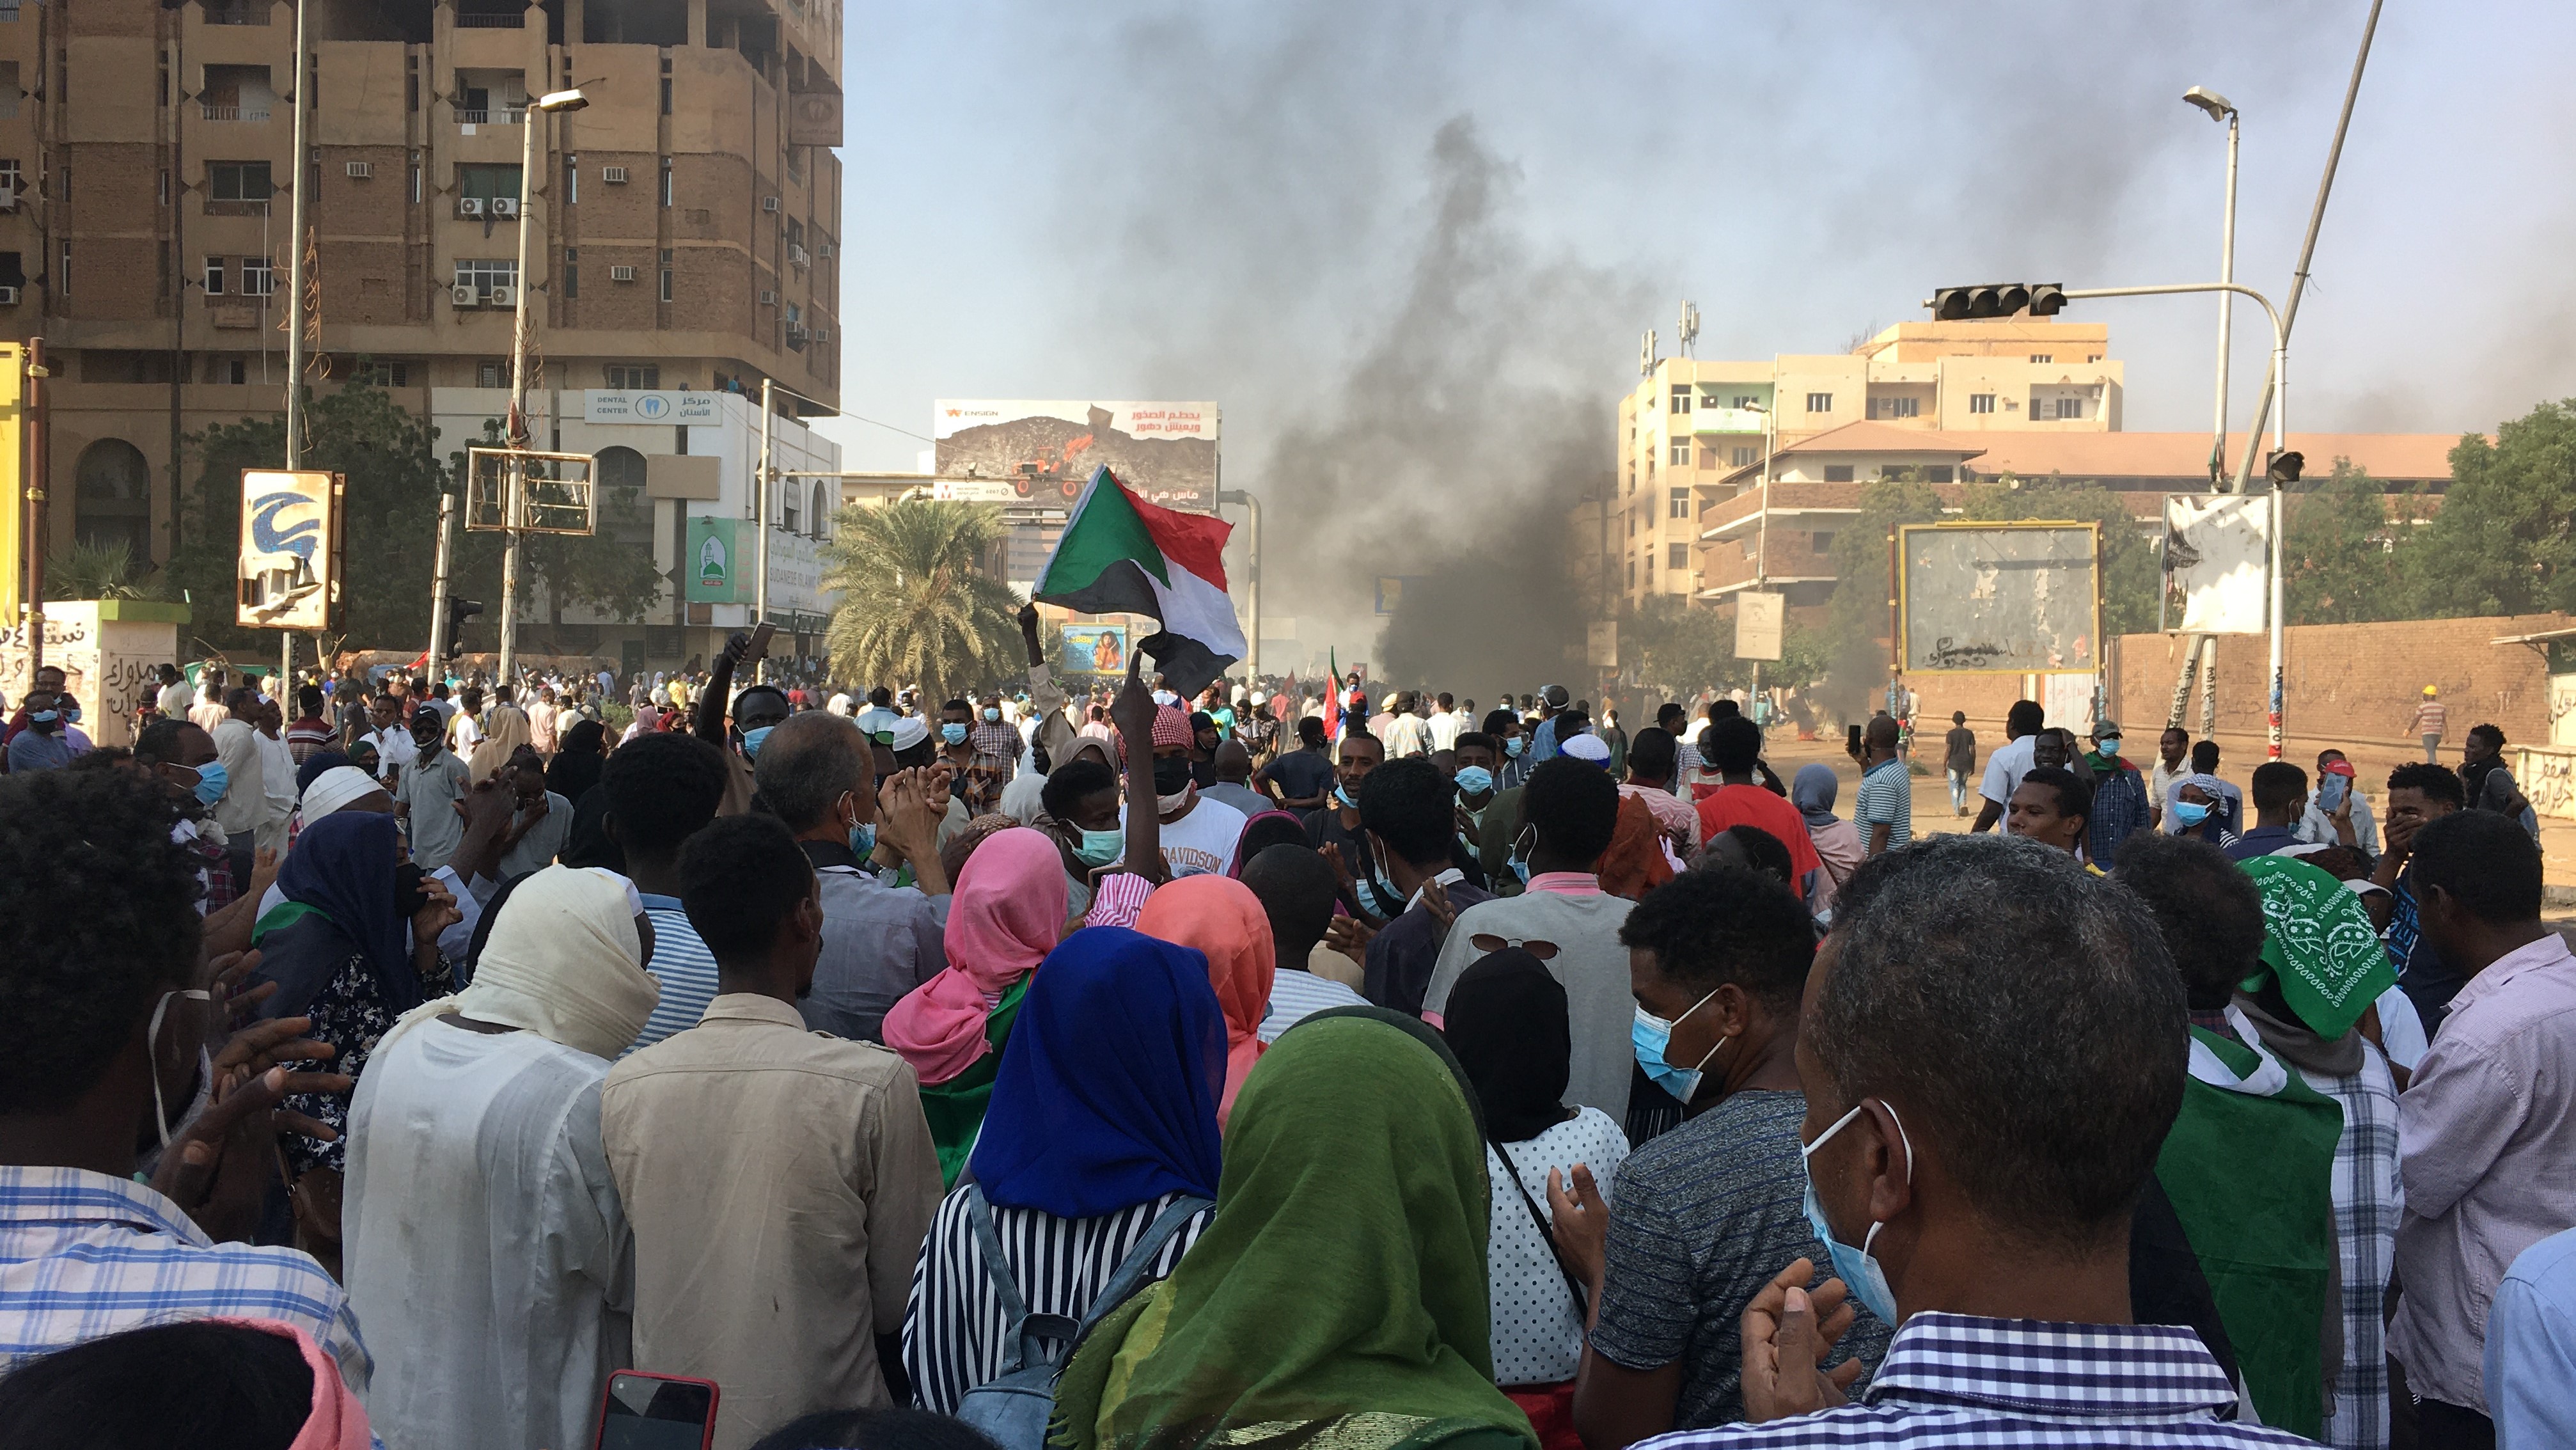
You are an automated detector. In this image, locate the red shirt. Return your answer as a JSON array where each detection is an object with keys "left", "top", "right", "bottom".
[{"left": 1693, "top": 782, "right": 1825, "bottom": 883}]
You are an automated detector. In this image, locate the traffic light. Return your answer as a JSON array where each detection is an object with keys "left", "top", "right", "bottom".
[
  {"left": 1929, "top": 282, "right": 2068, "bottom": 320},
  {"left": 2266, "top": 450, "right": 2305, "bottom": 487},
  {"left": 444, "top": 598, "right": 485, "bottom": 659}
]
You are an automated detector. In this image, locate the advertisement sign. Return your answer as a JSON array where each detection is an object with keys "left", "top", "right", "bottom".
[
  {"left": 787, "top": 91, "right": 843, "bottom": 147},
  {"left": 1734, "top": 590, "right": 1785, "bottom": 662},
  {"left": 1587, "top": 620, "right": 1619, "bottom": 669},
  {"left": 1058, "top": 625, "right": 1130, "bottom": 676},
  {"left": 1374, "top": 576, "right": 1426, "bottom": 617},
  {"left": 237, "top": 469, "right": 343, "bottom": 631},
  {"left": 587, "top": 391, "right": 722, "bottom": 426},
  {"left": 686, "top": 517, "right": 747, "bottom": 604},
  {"left": 931, "top": 478, "right": 1023, "bottom": 503},
  {"left": 2163, "top": 493, "right": 2270, "bottom": 635},
  {"left": 934, "top": 400, "right": 1220, "bottom": 513},
  {"left": 1897, "top": 523, "right": 2100, "bottom": 674}
]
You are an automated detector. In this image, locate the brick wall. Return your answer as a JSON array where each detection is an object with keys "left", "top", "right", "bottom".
[{"left": 2112, "top": 613, "right": 2570, "bottom": 750}]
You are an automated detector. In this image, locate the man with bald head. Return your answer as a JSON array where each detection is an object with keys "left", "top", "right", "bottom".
[
  {"left": 753, "top": 712, "right": 950, "bottom": 1043},
  {"left": 1200, "top": 738, "right": 1267, "bottom": 817}
]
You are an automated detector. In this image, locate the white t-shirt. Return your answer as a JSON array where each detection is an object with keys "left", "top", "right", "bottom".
[
  {"left": 1119, "top": 794, "right": 1250, "bottom": 879},
  {"left": 1979, "top": 732, "right": 2039, "bottom": 808},
  {"left": 450, "top": 710, "right": 483, "bottom": 752},
  {"left": 1426, "top": 710, "right": 1463, "bottom": 753},
  {"left": 1487, "top": 1107, "right": 1632, "bottom": 1387}
]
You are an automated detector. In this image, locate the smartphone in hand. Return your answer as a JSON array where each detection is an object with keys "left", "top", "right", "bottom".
[{"left": 595, "top": 1370, "right": 719, "bottom": 1450}]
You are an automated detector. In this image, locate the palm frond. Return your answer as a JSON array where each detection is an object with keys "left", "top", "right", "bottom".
[{"left": 822, "top": 499, "right": 1021, "bottom": 701}]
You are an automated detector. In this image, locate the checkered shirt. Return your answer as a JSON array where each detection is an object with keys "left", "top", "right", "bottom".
[
  {"left": 1632, "top": 1312, "right": 2313, "bottom": 1447},
  {"left": 0, "top": 1165, "right": 371, "bottom": 1390},
  {"left": 2301, "top": 1050, "right": 2403, "bottom": 1450}
]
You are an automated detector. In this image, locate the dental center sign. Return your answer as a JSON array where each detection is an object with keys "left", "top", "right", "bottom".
[{"left": 587, "top": 390, "right": 721, "bottom": 425}]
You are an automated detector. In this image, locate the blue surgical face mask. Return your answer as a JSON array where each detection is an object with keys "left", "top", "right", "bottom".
[
  {"left": 741, "top": 725, "right": 775, "bottom": 758},
  {"left": 1073, "top": 826, "right": 1124, "bottom": 869},
  {"left": 1801, "top": 1101, "right": 1913, "bottom": 1327},
  {"left": 27, "top": 709, "right": 55, "bottom": 726},
  {"left": 2094, "top": 737, "right": 2120, "bottom": 757},
  {"left": 190, "top": 759, "right": 230, "bottom": 807},
  {"left": 1333, "top": 783, "right": 1358, "bottom": 809},
  {"left": 2174, "top": 799, "right": 2211, "bottom": 827},
  {"left": 847, "top": 821, "right": 877, "bottom": 858},
  {"left": 941, "top": 722, "right": 969, "bottom": 746},
  {"left": 1633, "top": 987, "right": 1727, "bottom": 1105},
  {"left": 1355, "top": 875, "right": 1395, "bottom": 918},
  {"left": 982, "top": 707, "right": 1001, "bottom": 722},
  {"left": 1454, "top": 765, "right": 1494, "bottom": 796},
  {"left": 56, "top": 702, "right": 79, "bottom": 724},
  {"left": 1507, "top": 825, "right": 1535, "bottom": 885},
  {"left": 1504, "top": 736, "right": 1526, "bottom": 759}
]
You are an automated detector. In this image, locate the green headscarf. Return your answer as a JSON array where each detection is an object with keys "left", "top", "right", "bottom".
[
  {"left": 2239, "top": 855, "right": 2395, "bottom": 1039},
  {"left": 1052, "top": 1009, "right": 1537, "bottom": 1450}
]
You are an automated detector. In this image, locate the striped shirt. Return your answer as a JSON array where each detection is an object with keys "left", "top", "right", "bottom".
[
  {"left": 1259, "top": 968, "right": 1370, "bottom": 1043},
  {"left": 2408, "top": 701, "right": 2448, "bottom": 737},
  {"left": 2306, "top": 1048, "right": 2402, "bottom": 1450},
  {"left": 0, "top": 1165, "right": 372, "bottom": 1389},
  {"left": 1633, "top": 1312, "right": 2313, "bottom": 1448},
  {"left": 628, "top": 894, "right": 720, "bottom": 1053},
  {"left": 1855, "top": 757, "right": 1912, "bottom": 849},
  {"left": 902, "top": 1188, "right": 1213, "bottom": 1414}
]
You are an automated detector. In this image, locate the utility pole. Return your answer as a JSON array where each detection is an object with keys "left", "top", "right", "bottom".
[
  {"left": 501, "top": 88, "right": 589, "bottom": 684},
  {"left": 1218, "top": 487, "right": 1261, "bottom": 681},
  {"left": 24, "top": 338, "right": 45, "bottom": 677},
  {"left": 756, "top": 377, "right": 774, "bottom": 686},
  {"left": 281, "top": 0, "right": 312, "bottom": 692},
  {"left": 427, "top": 491, "right": 457, "bottom": 668}
]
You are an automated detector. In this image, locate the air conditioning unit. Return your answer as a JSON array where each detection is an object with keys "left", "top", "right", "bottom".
[
  {"left": 761, "top": 195, "right": 780, "bottom": 213},
  {"left": 458, "top": 196, "right": 487, "bottom": 218},
  {"left": 609, "top": 264, "right": 636, "bottom": 282},
  {"left": 490, "top": 196, "right": 519, "bottom": 219},
  {"left": 602, "top": 165, "right": 628, "bottom": 184},
  {"left": 810, "top": 325, "right": 828, "bottom": 343},
  {"left": 787, "top": 243, "right": 808, "bottom": 268},
  {"left": 785, "top": 322, "right": 808, "bottom": 340},
  {"left": 451, "top": 283, "right": 480, "bottom": 306},
  {"left": 0, "top": 185, "right": 17, "bottom": 213},
  {"left": 345, "top": 161, "right": 373, "bottom": 179},
  {"left": 818, "top": 242, "right": 833, "bottom": 260},
  {"left": 0, "top": 287, "right": 19, "bottom": 306},
  {"left": 758, "top": 289, "right": 777, "bottom": 305},
  {"left": 487, "top": 284, "right": 517, "bottom": 307}
]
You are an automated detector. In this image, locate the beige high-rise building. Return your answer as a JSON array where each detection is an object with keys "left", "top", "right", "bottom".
[
  {"left": 1586, "top": 317, "right": 2122, "bottom": 611},
  {"left": 4, "top": 0, "right": 845, "bottom": 671}
]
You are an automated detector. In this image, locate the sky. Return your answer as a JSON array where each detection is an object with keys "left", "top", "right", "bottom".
[{"left": 817, "top": 1, "right": 2576, "bottom": 666}]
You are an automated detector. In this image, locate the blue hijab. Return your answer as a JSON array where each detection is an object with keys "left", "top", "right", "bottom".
[
  {"left": 261, "top": 810, "right": 417, "bottom": 1014},
  {"left": 968, "top": 926, "right": 1227, "bottom": 1220}
]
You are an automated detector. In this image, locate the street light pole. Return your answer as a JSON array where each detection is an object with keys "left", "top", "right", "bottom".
[
  {"left": 501, "top": 87, "right": 587, "bottom": 685},
  {"left": 1218, "top": 488, "right": 1261, "bottom": 681},
  {"left": 281, "top": 0, "right": 311, "bottom": 690}
]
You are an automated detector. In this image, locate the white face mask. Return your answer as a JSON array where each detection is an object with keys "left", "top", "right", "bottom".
[
  {"left": 148, "top": 987, "right": 212, "bottom": 1149},
  {"left": 1156, "top": 782, "right": 1195, "bottom": 816}
]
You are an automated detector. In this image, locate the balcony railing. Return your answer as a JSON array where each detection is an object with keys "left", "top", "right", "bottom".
[
  {"left": 455, "top": 11, "right": 526, "bottom": 27},
  {"left": 199, "top": 104, "right": 270, "bottom": 122},
  {"left": 455, "top": 107, "right": 526, "bottom": 126},
  {"left": 203, "top": 6, "right": 267, "bottom": 24}
]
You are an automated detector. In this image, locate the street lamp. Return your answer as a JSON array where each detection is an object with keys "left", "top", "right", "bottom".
[
  {"left": 2183, "top": 86, "right": 2240, "bottom": 488},
  {"left": 498, "top": 86, "right": 587, "bottom": 682}
]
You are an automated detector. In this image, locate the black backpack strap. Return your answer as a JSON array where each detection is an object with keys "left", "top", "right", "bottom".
[
  {"left": 1489, "top": 1139, "right": 1590, "bottom": 1318},
  {"left": 1073, "top": 1194, "right": 1214, "bottom": 1339}
]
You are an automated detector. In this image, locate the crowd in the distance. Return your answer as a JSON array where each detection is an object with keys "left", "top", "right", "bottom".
[{"left": 0, "top": 633, "right": 2570, "bottom": 1450}]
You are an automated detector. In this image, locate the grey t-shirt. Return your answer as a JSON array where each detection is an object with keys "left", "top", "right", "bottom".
[
  {"left": 395, "top": 750, "right": 472, "bottom": 872},
  {"left": 1589, "top": 1089, "right": 1891, "bottom": 1429}
]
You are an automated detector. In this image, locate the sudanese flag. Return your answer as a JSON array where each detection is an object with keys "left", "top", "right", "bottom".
[{"left": 1033, "top": 467, "right": 1245, "bottom": 696}]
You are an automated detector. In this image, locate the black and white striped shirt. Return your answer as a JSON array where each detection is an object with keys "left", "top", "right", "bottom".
[{"left": 902, "top": 1187, "right": 1213, "bottom": 1414}]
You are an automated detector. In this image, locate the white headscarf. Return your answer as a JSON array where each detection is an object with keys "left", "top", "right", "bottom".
[
  {"left": 298, "top": 766, "right": 384, "bottom": 824},
  {"left": 379, "top": 865, "right": 659, "bottom": 1063}
]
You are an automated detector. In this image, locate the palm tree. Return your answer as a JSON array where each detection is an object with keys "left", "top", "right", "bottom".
[
  {"left": 45, "top": 540, "right": 171, "bottom": 601},
  {"left": 821, "top": 498, "right": 1022, "bottom": 704}
]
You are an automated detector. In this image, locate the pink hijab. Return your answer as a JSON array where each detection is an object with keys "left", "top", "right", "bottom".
[
  {"left": 1135, "top": 874, "right": 1275, "bottom": 1125},
  {"left": 214, "top": 1319, "right": 373, "bottom": 1450},
  {"left": 883, "top": 827, "right": 1066, "bottom": 1085}
]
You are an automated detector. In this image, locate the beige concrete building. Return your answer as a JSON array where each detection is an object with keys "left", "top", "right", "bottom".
[
  {"left": 6, "top": 0, "right": 844, "bottom": 668},
  {"left": 1592, "top": 317, "right": 2123, "bottom": 611}
]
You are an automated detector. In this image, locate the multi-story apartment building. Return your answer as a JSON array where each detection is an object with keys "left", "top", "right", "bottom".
[
  {"left": 1592, "top": 317, "right": 2123, "bottom": 611},
  {"left": 8, "top": 0, "right": 845, "bottom": 671}
]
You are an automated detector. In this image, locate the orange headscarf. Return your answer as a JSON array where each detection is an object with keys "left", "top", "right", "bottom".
[
  {"left": 1597, "top": 791, "right": 1677, "bottom": 902},
  {"left": 1135, "top": 874, "right": 1275, "bottom": 1124}
]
